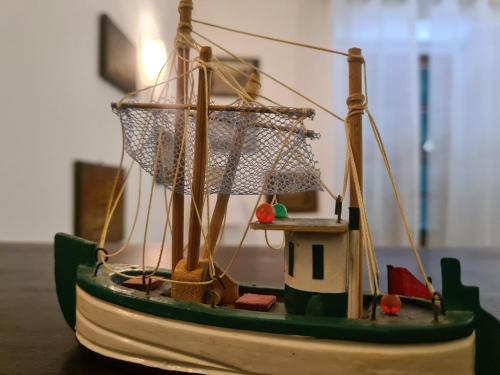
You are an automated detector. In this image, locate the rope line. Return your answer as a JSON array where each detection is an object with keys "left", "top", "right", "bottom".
[
  {"left": 264, "top": 230, "right": 285, "bottom": 251},
  {"left": 106, "top": 168, "right": 142, "bottom": 258},
  {"left": 191, "top": 30, "right": 345, "bottom": 123},
  {"left": 366, "top": 108, "right": 434, "bottom": 293},
  {"left": 192, "top": 19, "right": 349, "bottom": 57},
  {"left": 99, "top": 27, "right": 435, "bottom": 297},
  {"left": 98, "top": 127, "right": 126, "bottom": 249}
]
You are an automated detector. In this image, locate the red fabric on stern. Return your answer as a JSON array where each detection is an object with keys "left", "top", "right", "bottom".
[
  {"left": 387, "top": 265, "right": 432, "bottom": 300},
  {"left": 235, "top": 293, "right": 277, "bottom": 312}
]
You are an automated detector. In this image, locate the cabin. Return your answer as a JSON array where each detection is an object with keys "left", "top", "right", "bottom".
[{"left": 251, "top": 218, "right": 349, "bottom": 317}]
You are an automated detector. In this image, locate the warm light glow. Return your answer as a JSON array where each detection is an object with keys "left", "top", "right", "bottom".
[{"left": 141, "top": 38, "right": 167, "bottom": 84}]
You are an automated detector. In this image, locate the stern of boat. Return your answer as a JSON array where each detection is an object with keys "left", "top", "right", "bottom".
[{"left": 441, "top": 257, "right": 500, "bottom": 375}]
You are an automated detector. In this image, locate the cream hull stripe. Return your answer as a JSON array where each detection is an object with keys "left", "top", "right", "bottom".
[{"left": 76, "top": 287, "right": 475, "bottom": 375}]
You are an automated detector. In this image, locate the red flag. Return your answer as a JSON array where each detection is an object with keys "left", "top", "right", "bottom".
[{"left": 387, "top": 265, "right": 432, "bottom": 300}]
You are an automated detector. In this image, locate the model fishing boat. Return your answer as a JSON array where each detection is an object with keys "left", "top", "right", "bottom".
[{"left": 55, "top": 1, "right": 500, "bottom": 374}]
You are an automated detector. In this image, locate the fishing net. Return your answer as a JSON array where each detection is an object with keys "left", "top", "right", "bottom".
[{"left": 113, "top": 101, "right": 322, "bottom": 195}]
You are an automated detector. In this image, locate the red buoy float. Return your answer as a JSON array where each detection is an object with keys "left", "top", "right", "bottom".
[
  {"left": 256, "top": 203, "right": 275, "bottom": 224},
  {"left": 380, "top": 294, "right": 402, "bottom": 316}
]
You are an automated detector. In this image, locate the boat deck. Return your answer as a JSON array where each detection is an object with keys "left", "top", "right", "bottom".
[{"left": 72, "top": 263, "right": 476, "bottom": 345}]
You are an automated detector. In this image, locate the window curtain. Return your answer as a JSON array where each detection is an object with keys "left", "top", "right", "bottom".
[
  {"left": 426, "top": 1, "right": 500, "bottom": 246},
  {"left": 332, "top": 0, "right": 500, "bottom": 247},
  {"left": 332, "top": 0, "right": 421, "bottom": 246}
]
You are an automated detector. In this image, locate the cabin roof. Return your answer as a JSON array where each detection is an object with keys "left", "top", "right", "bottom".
[{"left": 250, "top": 218, "right": 348, "bottom": 233}]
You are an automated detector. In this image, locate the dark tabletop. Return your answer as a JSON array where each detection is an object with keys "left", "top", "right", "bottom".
[{"left": 1, "top": 242, "right": 499, "bottom": 375}]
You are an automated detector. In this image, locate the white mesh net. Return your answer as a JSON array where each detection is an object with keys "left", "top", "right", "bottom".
[{"left": 113, "top": 101, "right": 322, "bottom": 195}]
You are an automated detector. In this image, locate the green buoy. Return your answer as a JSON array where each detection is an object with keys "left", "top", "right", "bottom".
[{"left": 273, "top": 203, "right": 288, "bottom": 218}]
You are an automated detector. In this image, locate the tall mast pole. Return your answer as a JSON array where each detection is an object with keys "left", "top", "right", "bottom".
[
  {"left": 203, "top": 72, "right": 260, "bottom": 259},
  {"left": 172, "top": 0, "right": 193, "bottom": 271},
  {"left": 347, "top": 47, "right": 364, "bottom": 319},
  {"left": 200, "top": 73, "right": 260, "bottom": 306},
  {"left": 186, "top": 46, "right": 212, "bottom": 271}
]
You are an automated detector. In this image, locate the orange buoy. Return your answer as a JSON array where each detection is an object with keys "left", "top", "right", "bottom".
[{"left": 380, "top": 294, "right": 401, "bottom": 316}]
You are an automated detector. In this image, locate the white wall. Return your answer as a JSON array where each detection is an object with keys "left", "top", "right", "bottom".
[
  {"left": 193, "top": 0, "right": 339, "bottom": 246},
  {"left": 0, "top": 0, "right": 177, "bottom": 242},
  {"left": 0, "top": 0, "right": 339, "bottom": 246}
]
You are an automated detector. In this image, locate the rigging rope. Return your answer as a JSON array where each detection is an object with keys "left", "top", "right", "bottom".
[
  {"left": 98, "top": 159, "right": 134, "bottom": 248},
  {"left": 141, "top": 125, "right": 164, "bottom": 275},
  {"left": 192, "top": 19, "right": 349, "bottom": 57},
  {"left": 191, "top": 30, "right": 345, "bottom": 123},
  {"left": 106, "top": 168, "right": 142, "bottom": 259},
  {"left": 147, "top": 47, "right": 196, "bottom": 277},
  {"left": 100, "top": 25, "right": 435, "bottom": 297},
  {"left": 366, "top": 108, "right": 434, "bottom": 294},
  {"left": 264, "top": 230, "right": 285, "bottom": 251},
  {"left": 194, "top": 27, "right": 435, "bottom": 296}
]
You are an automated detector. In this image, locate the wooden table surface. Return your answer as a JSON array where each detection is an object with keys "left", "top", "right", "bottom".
[{"left": 1, "top": 242, "right": 499, "bottom": 375}]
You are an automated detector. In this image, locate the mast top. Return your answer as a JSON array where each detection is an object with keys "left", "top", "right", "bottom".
[
  {"left": 176, "top": 0, "right": 194, "bottom": 49},
  {"left": 347, "top": 47, "right": 364, "bottom": 63}
]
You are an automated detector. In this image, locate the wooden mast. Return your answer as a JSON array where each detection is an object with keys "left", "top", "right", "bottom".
[
  {"left": 172, "top": 0, "right": 194, "bottom": 271},
  {"left": 347, "top": 47, "right": 364, "bottom": 319},
  {"left": 203, "top": 72, "right": 261, "bottom": 259},
  {"left": 186, "top": 46, "right": 212, "bottom": 271},
  {"left": 170, "top": 46, "right": 213, "bottom": 302},
  {"left": 201, "top": 73, "right": 260, "bottom": 306}
]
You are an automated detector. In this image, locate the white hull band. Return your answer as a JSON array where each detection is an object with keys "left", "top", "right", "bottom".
[{"left": 76, "top": 287, "right": 475, "bottom": 375}]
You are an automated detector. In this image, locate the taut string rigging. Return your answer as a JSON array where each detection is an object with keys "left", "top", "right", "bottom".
[
  {"left": 98, "top": 21, "right": 435, "bottom": 297},
  {"left": 193, "top": 23, "right": 433, "bottom": 295},
  {"left": 192, "top": 19, "right": 349, "bottom": 57}
]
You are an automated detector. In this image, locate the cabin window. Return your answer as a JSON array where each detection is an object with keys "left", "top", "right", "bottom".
[
  {"left": 288, "top": 242, "right": 294, "bottom": 277},
  {"left": 312, "top": 244, "right": 324, "bottom": 280}
]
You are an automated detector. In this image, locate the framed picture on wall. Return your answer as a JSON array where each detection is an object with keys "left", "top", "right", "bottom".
[
  {"left": 74, "top": 161, "right": 125, "bottom": 242},
  {"left": 268, "top": 191, "right": 318, "bottom": 213},
  {"left": 99, "top": 14, "right": 136, "bottom": 93},
  {"left": 211, "top": 57, "right": 259, "bottom": 97}
]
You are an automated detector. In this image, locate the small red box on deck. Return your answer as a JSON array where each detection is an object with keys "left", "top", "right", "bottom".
[
  {"left": 122, "top": 277, "right": 164, "bottom": 291},
  {"left": 235, "top": 293, "right": 277, "bottom": 312}
]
